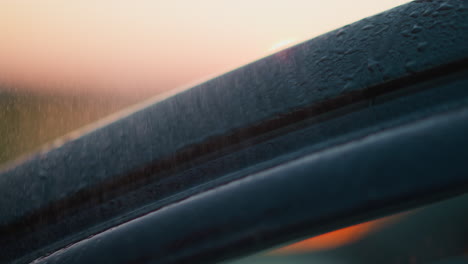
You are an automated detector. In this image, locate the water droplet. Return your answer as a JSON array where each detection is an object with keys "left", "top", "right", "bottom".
[
  {"left": 405, "top": 61, "right": 418, "bottom": 73},
  {"left": 460, "top": 2, "right": 467, "bottom": 10},
  {"left": 343, "top": 82, "right": 354, "bottom": 91},
  {"left": 367, "top": 59, "right": 382, "bottom": 73},
  {"left": 422, "top": 9, "right": 432, "bottom": 16},
  {"left": 409, "top": 11, "right": 419, "bottom": 18},
  {"left": 437, "top": 2, "right": 454, "bottom": 11},
  {"left": 335, "top": 48, "right": 347, "bottom": 54},
  {"left": 336, "top": 28, "right": 346, "bottom": 37},
  {"left": 39, "top": 168, "right": 47, "bottom": 180},
  {"left": 401, "top": 30, "right": 411, "bottom": 38},
  {"left": 411, "top": 24, "right": 423, "bottom": 34},
  {"left": 417, "top": 42, "right": 428, "bottom": 52},
  {"left": 318, "top": 56, "right": 328, "bottom": 63}
]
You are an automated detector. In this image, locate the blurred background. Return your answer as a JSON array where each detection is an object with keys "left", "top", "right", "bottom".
[
  {"left": 229, "top": 194, "right": 468, "bottom": 264},
  {"left": 0, "top": 0, "right": 411, "bottom": 166}
]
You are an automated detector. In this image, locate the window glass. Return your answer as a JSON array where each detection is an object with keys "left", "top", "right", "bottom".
[
  {"left": 229, "top": 194, "right": 468, "bottom": 264},
  {"left": 0, "top": 0, "right": 411, "bottom": 166}
]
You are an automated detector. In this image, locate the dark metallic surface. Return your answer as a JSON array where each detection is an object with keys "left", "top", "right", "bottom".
[
  {"left": 0, "top": 0, "right": 467, "bottom": 263},
  {"left": 36, "top": 106, "right": 468, "bottom": 264}
]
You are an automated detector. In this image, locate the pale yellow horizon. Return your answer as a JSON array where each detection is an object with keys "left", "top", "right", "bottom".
[{"left": 0, "top": 0, "right": 411, "bottom": 98}]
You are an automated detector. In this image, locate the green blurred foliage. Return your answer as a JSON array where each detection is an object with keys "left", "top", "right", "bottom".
[{"left": 0, "top": 89, "right": 134, "bottom": 167}]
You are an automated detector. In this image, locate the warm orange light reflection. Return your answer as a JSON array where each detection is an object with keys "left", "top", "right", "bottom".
[
  {"left": 272, "top": 215, "right": 402, "bottom": 255},
  {"left": 273, "top": 222, "right": 377, "bottom": 254}
]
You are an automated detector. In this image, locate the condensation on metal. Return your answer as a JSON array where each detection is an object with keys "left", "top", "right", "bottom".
[
  {"left": 34, "top": 106, "right": 468, "bottom": 264},
  {"left": 0, "top": 0, "right": 467, "bottom": 263}
]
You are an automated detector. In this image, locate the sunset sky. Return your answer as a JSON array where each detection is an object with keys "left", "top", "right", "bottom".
[{"left": 0, "top": 0, "right": 411, "bottom": 99}]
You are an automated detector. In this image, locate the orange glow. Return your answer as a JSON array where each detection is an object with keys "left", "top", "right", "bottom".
[
  {"left": 272, "top": 215, "right": 402, "bottom": 255},
  {"left": 273, "top": 222, "right": 378, "bottom": 254}
]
